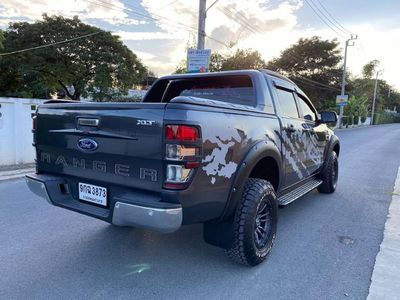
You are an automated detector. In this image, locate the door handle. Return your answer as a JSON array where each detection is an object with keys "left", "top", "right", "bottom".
[
  {"left": 78, "top": 118, "right": 99, "bottom": 127},
  {"left": 286, "top": 124, "right": 296, "bottom": 132}
]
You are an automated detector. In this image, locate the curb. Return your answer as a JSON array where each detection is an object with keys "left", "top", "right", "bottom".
[
  {"left": 0, "top": 168, "right": 35, "bottom": 181},
  {"left": 367, "top": 166, "right": 400, "bottom": 299}
]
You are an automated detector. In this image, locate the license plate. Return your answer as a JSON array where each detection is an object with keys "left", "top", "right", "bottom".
[{"left": 78, "top": 182, "right": 107, "bottom": 206}]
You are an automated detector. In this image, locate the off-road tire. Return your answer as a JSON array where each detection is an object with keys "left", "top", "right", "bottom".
[
  {"left": 226, "top": 178, "right": 278, "bottom": 266},
  {"left": 318, "top": 151, "right": 338, "bottom": 193}
]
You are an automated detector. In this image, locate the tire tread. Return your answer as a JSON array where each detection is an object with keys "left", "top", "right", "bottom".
[{"left": 226, "top": 178, "right": 277, "bottom": 266}]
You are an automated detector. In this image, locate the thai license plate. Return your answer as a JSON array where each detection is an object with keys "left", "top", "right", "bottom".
[{"left": 78, "top": 182, "right": 107, "bottom": 206}]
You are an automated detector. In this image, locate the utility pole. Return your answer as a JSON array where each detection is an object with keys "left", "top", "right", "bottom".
[
  {"left": 371, "top": 69, "right": 383, "bottom": 125},
  {"left": 197, "top": 0, "right": 206, "bottom": 49},
  {"left": 339, "top": 35, "right": 357, "bottom": 128},
  {"left": 197, "top": 0, "right": 220, "bottom": 49}
]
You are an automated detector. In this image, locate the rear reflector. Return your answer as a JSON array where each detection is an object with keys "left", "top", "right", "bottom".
[{"left": 166, "top": 164, "right": 192, "bottom": 183}]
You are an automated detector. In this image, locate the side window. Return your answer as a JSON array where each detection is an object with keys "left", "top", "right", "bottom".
[
  {"left": 297, "top": 94, "right": 316, "bottom": 122},
  {"left": 275, "top": 88, "right": 299, "bottom": 118}
]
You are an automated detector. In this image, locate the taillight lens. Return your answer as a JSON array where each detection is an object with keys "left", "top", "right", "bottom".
[
  {"left": 165, "top": 144, "right": 198, "bottom": 160},
  {"left": 32, "top": 115, "right": 37, "bottom": 131},
  {"left": 166, "top": 165, "right": 192, "bottom": 183},
  {"left": 164, "top": 124, "right": 202, "bottom": 190},
  {"left": 166, "top": 125, "right": 199, "bottom": 141}
]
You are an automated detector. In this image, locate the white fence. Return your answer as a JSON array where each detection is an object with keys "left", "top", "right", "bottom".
[{"left": 0, "top": 98, "right": 46, "bottom": 166}]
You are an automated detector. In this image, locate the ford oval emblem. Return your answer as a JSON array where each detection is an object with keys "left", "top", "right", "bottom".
[{"left": 77, "top": 138, "right": 98, "bottom": 151}]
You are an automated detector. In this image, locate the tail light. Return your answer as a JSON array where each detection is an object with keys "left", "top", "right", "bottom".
[
  {"left": 164, "top": 124, "right": 202, "bottom": 189},
  {"left": 32, "top": 115, "right": 37, "bottom": 131},
  {"left": 166, "top": 125, "right": 199, "bottom": 141}
]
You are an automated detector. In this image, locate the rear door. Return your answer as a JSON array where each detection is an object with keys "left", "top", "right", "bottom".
[{"left": 35, "top": 102, "right": 166, "bottom": 192}]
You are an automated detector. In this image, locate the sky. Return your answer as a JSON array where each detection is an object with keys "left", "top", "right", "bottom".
[{"left": 0, "top": 0, "right": 399, "bottom": 89}]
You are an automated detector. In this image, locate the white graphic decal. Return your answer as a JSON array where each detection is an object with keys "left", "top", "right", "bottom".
[
  {"left": 201, "top": 127, "right": 242, "bottom": 184},
  {"left": 280, "top": 127, "right": 324, "bottom": 179}
]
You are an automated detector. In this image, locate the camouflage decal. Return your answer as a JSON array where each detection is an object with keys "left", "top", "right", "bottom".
[
  {"left": 280, "top": 127, "right": 324, "bottom": 179},
  {"left": 201, "top": 127, "right": 242, "bottom": 185}
]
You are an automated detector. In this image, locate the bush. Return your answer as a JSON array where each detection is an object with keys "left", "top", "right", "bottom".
[
  {"left": 109, "top": 95, "right": 143, "bottom": 102},
  {"left": 373, "top": 112, "right": 400, "bottom": 125}
]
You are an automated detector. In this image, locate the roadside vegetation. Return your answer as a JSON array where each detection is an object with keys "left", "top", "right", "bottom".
[
  {"left": 176, "top": 38, "right": 400, "bottom": 124},
  {"left": 0, "top": 15, "right": 399, "bottom": 124},
  {"left": 0, "top": 15, "right": 148, "bottom": 100}
]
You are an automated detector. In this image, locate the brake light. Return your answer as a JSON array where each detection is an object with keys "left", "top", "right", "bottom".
[
  {"left": 166, "top": 125, "right": 199, "bottom": 141},
  {"left": 164, "top": 124, "right": 202, "bottom": 190}
]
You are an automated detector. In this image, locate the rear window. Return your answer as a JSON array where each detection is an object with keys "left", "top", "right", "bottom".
[{"left": 144, "top": 75, "right": 256, "bottom": 106}]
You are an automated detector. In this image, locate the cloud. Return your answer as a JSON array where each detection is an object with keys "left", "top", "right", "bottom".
[
  {"left": 138, "top": 0, "right": 400, "bottom": 89},
  {"left": 115, "top": 30, "right": 182, "bottom": 41},
  {"left": 0, "top": 0, "right": 145, "bottom": 26},
  {"left": 2, "top": 0, "right": 398, "bottom": 89},
  {"left": 138, "top": 0, "right": 303, "bottom": 74},
  {"left": 132, "top": 50, "right": 156, "bottom": 61}
]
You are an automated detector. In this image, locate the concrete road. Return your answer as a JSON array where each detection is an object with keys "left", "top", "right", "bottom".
[{"left": 1, "top": 124, "right": 399, "bottom": 300}]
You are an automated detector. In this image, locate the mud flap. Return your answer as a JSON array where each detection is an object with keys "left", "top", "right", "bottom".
[{"left": 203, "top": 219, "right": 234, "bottom": 249}]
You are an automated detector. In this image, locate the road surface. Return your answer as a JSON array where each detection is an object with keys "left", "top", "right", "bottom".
[{"left": 1, "top": 124, "right": 399, "bottom": 300}]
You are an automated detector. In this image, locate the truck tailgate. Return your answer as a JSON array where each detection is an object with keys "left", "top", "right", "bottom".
[{"left": 35, "top": 102, "right": 166, "bottom": 192}]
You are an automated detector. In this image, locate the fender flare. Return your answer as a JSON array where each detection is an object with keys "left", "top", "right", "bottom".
[
  {"left": 330, "top": 135, "right": 340, "bottom": 156},
  {"left": 320, "top": 134, "right": 340, "bottom": 173},
  {"left": 219, "top": 140, "right": 283, "bottom": 221}
]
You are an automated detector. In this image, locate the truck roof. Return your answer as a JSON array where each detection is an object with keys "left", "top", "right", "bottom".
[{"left": 160, "top": 69, "right": 295, "bottom": 85}]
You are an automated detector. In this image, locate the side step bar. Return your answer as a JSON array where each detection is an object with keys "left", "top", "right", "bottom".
[{"left": 278, "top": 179, "right": 323, "bottom": 206}]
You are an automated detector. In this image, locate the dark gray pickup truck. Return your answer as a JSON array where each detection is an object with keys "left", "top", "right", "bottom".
[{"left": 26, "top": 69, "right": 339, "bottom": 266}]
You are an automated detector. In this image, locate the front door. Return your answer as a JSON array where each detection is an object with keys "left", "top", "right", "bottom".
[
  {"left": 295, "top": 92, "right": 327, "bottom": 175},
  {"left": 274, "top": 86, "right": 310, "bottom": 187}
]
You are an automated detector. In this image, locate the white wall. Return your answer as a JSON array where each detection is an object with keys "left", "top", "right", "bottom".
[{"left": 0, "top": 98, "right": 46, "bottom": 166}]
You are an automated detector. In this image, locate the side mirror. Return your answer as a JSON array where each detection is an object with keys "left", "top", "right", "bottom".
[{"left": 319, "top": 111, "right": 337, "bottom": 124}]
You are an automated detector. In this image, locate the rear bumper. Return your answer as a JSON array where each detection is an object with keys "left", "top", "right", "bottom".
[{"left": 25, "top": 174, "right": 182, "bottom": 233}]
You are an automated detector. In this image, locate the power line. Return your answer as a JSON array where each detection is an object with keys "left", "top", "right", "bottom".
[
  {"left": 151, "top": 0, "right": 180, "bottom": 13},
  {"left": 308, "top": 0, "right": 350, "bottom": 36},
  {"left": 294, "top": 74, "right": 341, "bottom": 91},
  {"left": 217, "top": 3, "right": 342, "bottom": 91},
  {"left": 83, "top": 0, "right": 229, "bottom": 47},
  {"left": 117, "top": 0, "right": 229, "bottom": 46},
  {"left": 219, "top": 7, "right": 259, "bottom": 35},
  {"left": 303, "top": 0, "right": 346, "bottom": 38},
  {"left": 315, "top": 0, "right": 354, "bottom": 35},
  {"left": 292, "top": 77, "right": 339, "bottom": 91},
  {"left": 0, "top": 31, "right": 102, "bottom": 56}
]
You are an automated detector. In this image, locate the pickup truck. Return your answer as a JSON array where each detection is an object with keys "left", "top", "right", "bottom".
[{"left": 26, "top": 69, "right": 340, "bottom": 266}]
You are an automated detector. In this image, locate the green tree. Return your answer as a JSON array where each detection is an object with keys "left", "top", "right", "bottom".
[
  {"left": 174, "top": 49, "right": 265, "bottom": 74},
  {"left": 221, "top": 49, "right": 265, "bottom": 70},
  {"left": 267, "top": 36, "right": 343, "bottom": 110},
  {"left": 0, "top": 29, "right": 4, "bottom": 51},
  {"left": 209, "top": 52, "right": 225, "bottom": 72},
  {"left": 344, "top": 95, "right": 369, "bottom": 124},
  {"left": 362, "top": 59, "right": 380, "bottom": 79},
  {"left": 349, "top": 60, "right": 400, "bottom": 113},
  {"left": 0, "top": 15, "right": 147, "bottom": 100}
]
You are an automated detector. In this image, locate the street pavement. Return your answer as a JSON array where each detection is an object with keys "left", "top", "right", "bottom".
[{"left": 0, "top": 124, "right": 399, "bottom": 300}]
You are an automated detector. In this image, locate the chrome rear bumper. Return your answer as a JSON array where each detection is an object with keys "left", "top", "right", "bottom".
[
  {"left": 112, "top": 202, "right": 182, "bottom": 233},
  {"left": 25, "top": 174, "right": 182, "bottom": 233}
]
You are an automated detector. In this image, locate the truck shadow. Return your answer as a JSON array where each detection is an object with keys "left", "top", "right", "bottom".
[{"left": 31, "top": 190, "right": 336, "bottom": 298}]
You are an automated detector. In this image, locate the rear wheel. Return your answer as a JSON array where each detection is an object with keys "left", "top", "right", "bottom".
[
  {"left": 318, "top": 151, "right": 338, "bottom": 193},
  {"left": 226, "top": 178, "right": 278, "bottom": 266}
]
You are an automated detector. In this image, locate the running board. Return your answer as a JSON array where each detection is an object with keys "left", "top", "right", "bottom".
[{"left": 278, "top": 179, "right": 323, "bottom": 206}]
